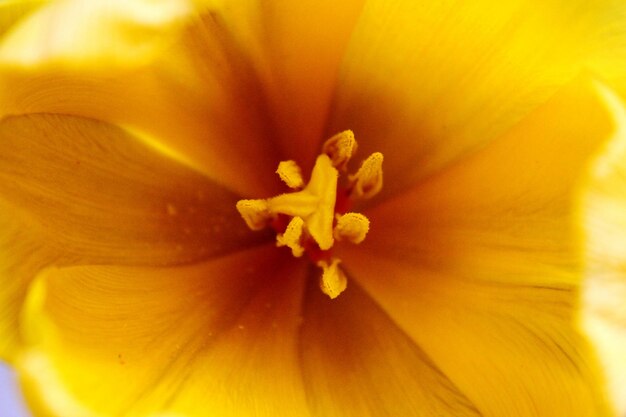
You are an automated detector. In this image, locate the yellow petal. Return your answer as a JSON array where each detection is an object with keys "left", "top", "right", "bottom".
[
  {"left": 0, "top": 113, "right": 265, "bottom": 360},
  {"left": 341, "top": 254, "right": 612, "bottom": 417},
  {"left": 0, "top": 0, "right": 46, "bottom": 37},
  {"left": 0, "top": 0, "right": 193, "bottom": 69},
  {"left": 200, "top": 0, "right": 365, "bottom": 168},
  {"left": 578, "top": 83, "right": 626, "bottom": 417},
  {"left": 338, "top": 78, "right": 618, "bottom": 416},
  {"left": 299, "top": 278, "right": 480, "bottom": 416},
  {"left": 327, "top": 0, "right": 626, "bottom": 199},
  {"left": 16, "top": 245, "right": 311, "bottom": 417},
  {"left": 0, "top": 3, "right": 281, "bottom": 196},
  {"left": 0, "top": 209, "right": 55, "bottom": 361},
  {"left": 0, "top": 113, "right": 261, "bottom": 263}
]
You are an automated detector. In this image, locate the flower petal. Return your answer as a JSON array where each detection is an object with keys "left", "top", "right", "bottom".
[
  {"left": 0, "top": 210, "right": 55, "bottom": 361},
  {"left": 201, "top": 0, "right": 366, "bottom": 167},
  {"left": 0, "top": 113, "right": 265, "bottom": 359},
  {"left": 327, "top": 0, "right": 626, "bottom": 198},
  {"left": 16, "top": 245, "right": 310, "bottom": 417},
  {"left": 0, "top": 1, "right": 280, "bottom": 196},
  {"left": 338, "top": 79, "right": 618, "bottom": 416},
  {"left": 0, "top": 0, "right": 45, "bottom": 37},
  {"left": 578, "top": 84, "right": 626, "bottom": 417},
  {"left": 0, "top": 113, "right": 260, "bottom": 264},
  {"left": 0, "top": 0, "right": 193, "bottom": 69},
  {"left": 299, "top": 277, "right": 480, "bottom": 417}
]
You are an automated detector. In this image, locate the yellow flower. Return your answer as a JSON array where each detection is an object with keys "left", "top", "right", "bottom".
[{"left": 1, "top": 0, "right": 626, "bottom": 416}]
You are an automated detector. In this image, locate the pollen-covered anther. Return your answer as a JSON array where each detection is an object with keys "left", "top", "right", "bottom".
[
  {"left": 235, "top": 199, "right": 272, "bottom": 230},
  {"left": 349, "top": 152, "right": 383, "bottom": 199},
  {"left": 334, "top": 212, "right": 370, "bottom": 244},
  {"left": 322, "top": 130, "right": 357, "bottom": 171},
  {"left": 318, "top": 258, "right": 348, "bottom": 299},
  {"left": 276, "top": 216, "right": 305, "bottom": 257},
  {"left": 276, "top": 160, "right": 304, "bottom": 189}
]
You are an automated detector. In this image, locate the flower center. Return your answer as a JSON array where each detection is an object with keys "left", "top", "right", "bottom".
[{"left": 236, "top": 131, "right": 383, "bottom": 299}]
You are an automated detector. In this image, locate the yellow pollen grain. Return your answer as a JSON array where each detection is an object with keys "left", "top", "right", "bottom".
[
  {"left": 318, "top": 258, "right": 347, "bottom": 299},
  {"left": 322, "top": 130, "right": 357, "bottom": 171},
  {"left": 334, "top": 212, "right": 370, "bottom": 244},
  {"left": 276, "top": 216, "right": 305, "bottom": 257},
  {"left": 349, "top": 152, "right": 384, "bottom": 199},
  {"left": 276, "top": 160, "right": 304, "bottom": 189}
]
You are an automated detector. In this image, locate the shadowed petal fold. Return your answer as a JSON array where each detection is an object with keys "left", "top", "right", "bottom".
[
  {"left": 338, "top": 79, "right": 618, "bottom": 416},
  {"left": 0, "top": 1, "right": 282, "bottom": 196},
  {"left": 16, "top": 246, "right": 310, "bottom": 417},
  {"left": 0, "top": 0, "right": 367, "bottom": 195},
  {"left": 0, "top": 211, "right": 55, "bottom": 360},
  {"left": 0, "top": 113, "right": 261, "bottom": 263},
  {"left": 327, "top": 0, "right": 626, "bottom": 199},
  {"left": 0, "top": 113, "right": 265, "bottom": 359},
  {"left": 299, "top": 275, "right": 480, "bottom": 417},
  {"left": 199, "top": 0, "right": 366, "bottom": 167}
]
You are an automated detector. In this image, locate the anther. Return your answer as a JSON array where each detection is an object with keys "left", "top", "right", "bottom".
[
  {"left": 318, "top": 258, "right": 348, "bottom": 299},
  {"left": 276, "top": 216, "right": 305, "bottom": 257},
  {"left": 276, "top": 160, "right": 304, "bottom": 189},
  {"left": 349, "top": 152, "right": 383, "bottom": 199},
  {"left": 235, "top": 199, "right": 271, "bottom": 230},
  {"left": 334, "top": 212, "right": 370, "bottom": 244},
  {"left": 322, "top": 130, "right": 357, "bottom": 171}
]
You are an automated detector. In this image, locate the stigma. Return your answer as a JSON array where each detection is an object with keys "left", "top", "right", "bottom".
[{"left": 236, "top": 131, "right": 383, "bottom": 299}]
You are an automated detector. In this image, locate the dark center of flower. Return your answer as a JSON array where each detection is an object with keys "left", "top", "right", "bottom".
[{"left": 236, "top": 131, "right": 383, "bottom": 298}]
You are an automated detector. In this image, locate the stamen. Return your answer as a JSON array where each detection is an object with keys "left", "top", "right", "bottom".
[
  {"left": 322, "top": 130, "right": 357, "bottom": 171},
  {"left": 349, "top": 152, "right": 383, "bottom": 199},
  {"left": 318, "top": 258, "right": 348, "bottom": 299},
  {"left": 235, "top": 199, "right": 271, "bottom": 230},
  {"left": 235, "top": 131, "right": 382, "bottom": 299},
  {"left": 276, "top": 160, "right": 304, "bottom": 189},
  {"left": 276, "top": 216, "right": 305, "bottom": 257},
  {"left": 334, "top": 212, "right": 370, "bottom": 244}
]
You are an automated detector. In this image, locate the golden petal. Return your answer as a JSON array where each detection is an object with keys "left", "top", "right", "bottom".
[
  {"left": 0, "top": 208, "right": 55, "bottom": 361},
  {"left": 327, "top": 0, "right": 626, "bottom": 199},
  {"left": 0, "top": 0, "right": 193, "bottom": 69},
  {"left": 0, "top": 113, "right": 266, "bottom": 359},
  {"left": 16, "top": 245, "right": 310, "bottom": 417},
  {"left": 338, "top": 78, "right": 619, "bottom": 416},
  {"left": 0, "top": 2, "right": 282, "bottom": 196},
  {"left": 578, "top": 82, "right": 626, "bottom": 417},
  {"left": 299, "top": 277, "right": 480, "bottom": 417},
  {"left": 200, "top": 0, "right": 366, "bottom": 168},
  {"left": 340, "top": 253, "right": 612, "bottom": 417},
  {"left": 0, "top": 0, "right": 45, "bottom": 37}
]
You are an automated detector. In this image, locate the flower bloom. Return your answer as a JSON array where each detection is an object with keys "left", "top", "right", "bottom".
[{"left": 1, "top": 0, "right": 626, "bottom": 416}]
